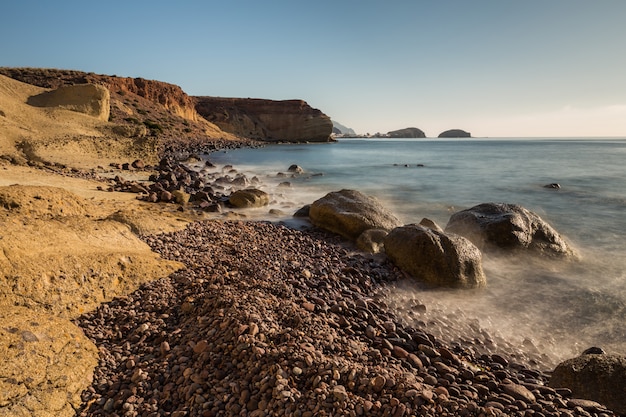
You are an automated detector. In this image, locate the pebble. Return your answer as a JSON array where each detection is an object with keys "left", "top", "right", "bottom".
[{"left": 73, "top": 220, "right": 619, "bottom": 417}]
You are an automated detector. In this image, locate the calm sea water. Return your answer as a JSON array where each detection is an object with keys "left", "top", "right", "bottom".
[{"left": 208, "top": 138, "right": 626, "bottom": 368}]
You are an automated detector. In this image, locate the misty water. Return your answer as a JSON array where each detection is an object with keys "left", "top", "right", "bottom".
[{"left": 207, "top": 138, "right": 626, "bottom": 369}]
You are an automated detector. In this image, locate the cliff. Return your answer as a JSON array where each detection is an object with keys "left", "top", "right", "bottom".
[
  {"left": 195, "top": 97, "right": 334, "bottom": 142},
  {"left": 388, "top": 127, "right": 426, "bottom": 138},
  {"left": 0, "top": 67, "right": 198, "bottom": 121},
  {"left": 1, "top": 68, "right": 335, "bottom": 144}
]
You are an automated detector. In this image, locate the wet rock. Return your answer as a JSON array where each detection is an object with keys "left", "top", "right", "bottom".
[
  {"left": 356, "top": 228, "right": 388, "bottom": 254},
  {"left": 228, "top": 188, "right": 270, "bottom": 208},
  {"left": 384, "top": 224, "right": 486, "bottom": 288},
  {"left": 288, "top": 164, "right": 304, "bottom": 174},
  {"left": 550, "top": 353, "right": 626, "bottom": 414},
  {"left": 309, "top": 189, "right": 401, "bottom": 240},
  {"left": 445, "top": 202, "right": 576, "bottom": 258}
]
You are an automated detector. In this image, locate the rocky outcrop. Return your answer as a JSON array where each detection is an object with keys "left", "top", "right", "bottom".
[
  {"left": 309, "top": 189, "right": 401, "bottom": 241},
  {"left": 195, "top": 97, "right": 333, "bottom": 142},
  {"left": 105, "top": 76, "right": 200, "bottom": 121},
  {"left": 438, "top": 129, "right": 471, "bottom": 138},
  {"left": 384, "top": 224, "right": 486, "bottom": 289},
  {"left": 27, "top": 83, "right": 110, "bottom": 121},
  {"left": 388, "top": 127, "right": 426, "bottom": 138},
  {"left": 550, "top": 353, "right": 626, "bottom": 414},
  {"left": 445, "top": 203, "right": 575, "bottom": 258}
]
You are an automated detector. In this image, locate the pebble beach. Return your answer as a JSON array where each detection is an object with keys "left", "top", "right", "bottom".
[{"left": 74, "top": 220, "right": 617, "bottom": 417}]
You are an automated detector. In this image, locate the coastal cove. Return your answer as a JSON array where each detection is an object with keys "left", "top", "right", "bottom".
[{"left": 209, "top": 137, "right": 626, "bottom": 367}]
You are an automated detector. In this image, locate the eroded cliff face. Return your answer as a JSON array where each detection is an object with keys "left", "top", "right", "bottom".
[
  {"left": 0, "top": 68, "right": 334, "bottom": 144},
  {"left": 195, "top": 97, "right": 334, "bottom": 142},
  {"left": 0, "top": 68, "right": 201, "bottom": 121}
]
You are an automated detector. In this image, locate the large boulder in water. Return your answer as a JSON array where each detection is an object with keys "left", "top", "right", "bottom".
[
  {"left": 550, "top": 353, "right": 626, "bottom": 414},
  {"left": 309, "top": 189, "right": 401, "bottom": 240},
  {"left": 445, "top": 203, "right": 575, "bottom": 258},
  {"left": 229, "top": 189, "right": 270, "bottom": 208},
  {"left": 384, "top": 224, "right": 486, "bottom": 289}
]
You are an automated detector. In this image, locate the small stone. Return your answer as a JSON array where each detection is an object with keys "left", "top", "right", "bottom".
[
  {"left": 407, "top": 353, "right": 423, "bottom": 369},
  {"left": 21, "top": 330, "right": 39, "bottom": 342},
  {"left": 302, "top": 302, "right": 315, "bottom": 312},
  {"left": 332, "top": 385, "right": 348, "bottom": 401},
  {"left": 193, "top": 340, "right": 209, "bottom": 354},
  {"left": 392, "top": 345, "right": 409, "bottom": 359},
  {"left": 501, "top": 383, "right": 536, "bottom": 403},
  {"left": 371, "top": 375, "right": 386, "bottom": 392}
]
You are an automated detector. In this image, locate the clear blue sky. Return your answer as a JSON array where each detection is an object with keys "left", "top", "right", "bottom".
[{"left": 2, "top": 0, "right": 625, "bottom": 137}]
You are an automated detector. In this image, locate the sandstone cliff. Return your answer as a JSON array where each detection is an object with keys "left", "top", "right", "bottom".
[
  {"left": 0, "top": 67, "right": 241, "bottom": 156},
  {"left": 1, "top": 68, "right": 335, "bottom": 144},
  {"left": 0, "top": 68, "right": 198, "bottom": 121},
  {"left": 195, "top": 97, "right": 334, "bottom": 142}
]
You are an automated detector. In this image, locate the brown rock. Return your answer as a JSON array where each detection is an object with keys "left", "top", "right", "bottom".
[
  {"left": 384, "top": 224, "right": 486, "bottom": 289},
  {"left": 309, "top": 189, "right": 401, "bottom": 241},
  {"left": 229, "top": 189, "right": 270, "bottom": 208},
  {"left": 550, "top": 354, "right": 626, "bottom": 414},
  {"left": 501, "top": 382, "right": 536, "bottom": 403}
]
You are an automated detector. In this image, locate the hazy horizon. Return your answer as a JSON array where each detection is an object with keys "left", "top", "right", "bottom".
[{"left": 2, "top": 1, "right": 625, "bottom": 138}]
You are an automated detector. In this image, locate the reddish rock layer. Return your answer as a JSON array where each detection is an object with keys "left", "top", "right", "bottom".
[{"left": 195, "top": 97, "right": 334, "bottom": 142}]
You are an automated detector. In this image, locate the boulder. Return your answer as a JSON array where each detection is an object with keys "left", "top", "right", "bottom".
[
  {"left": 0, "top": 306, "right": 98, "bottom": 417},
  {"left": 550, "top": 354, "right": 626, "bottom": 414},
  {"left": 288, "top": 164, "right": 304, "bottom": 174},
  {"left": 309, "top": 189, "right": 401, "bottom": 240},
  {"left": 27, "top": 83, "right": 110, "bottom": 121},
  {"left": 445, "top": 203, "right": 575, "bottom": 258},
  {"left": 229, "top": 189, "right": 270, "bottom": 208},
  {"left": 384, "top": 224, "right": 486, "bottom": 289}
]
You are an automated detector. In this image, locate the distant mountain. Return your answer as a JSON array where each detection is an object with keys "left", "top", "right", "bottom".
[
  {"left": 387, "top": 127, "right": 426, "bottom": 138},
  {"left": 332, "top": 120, "right": 356, "bottom": 135}
]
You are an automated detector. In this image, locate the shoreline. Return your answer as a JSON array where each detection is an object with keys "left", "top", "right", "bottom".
[
  {"left": 73, "top": 219, "right": 617, "bottom": 416},
  {"left": 1, "top": 150, "right": 621, "bottom": 415}
]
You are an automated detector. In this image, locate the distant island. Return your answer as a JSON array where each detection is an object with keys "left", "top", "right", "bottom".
[
  {"left": 438, "top": 129, "right": 471, "bottom": 138},
  {"left": 331, "top": 124, "right": 472, "bottom": 139},
  {"left": 387, "top": 127, "right": 426, "bottom": 138}
]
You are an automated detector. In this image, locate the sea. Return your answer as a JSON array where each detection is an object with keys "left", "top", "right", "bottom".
[{"left": 207, "top": 137, "right": 626, "bottom": 369}]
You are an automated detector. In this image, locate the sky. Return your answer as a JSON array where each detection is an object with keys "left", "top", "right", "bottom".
[{"left": 2, "top": 0, "right": 625, "bottom": 137}]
